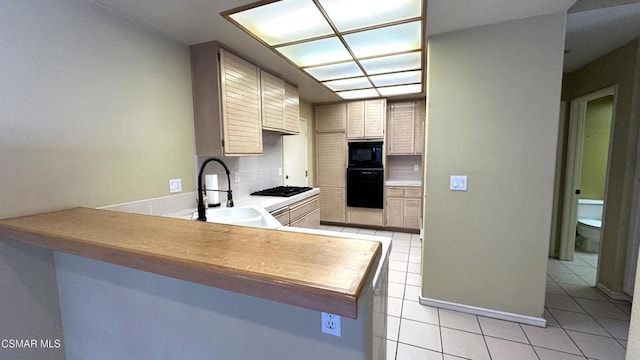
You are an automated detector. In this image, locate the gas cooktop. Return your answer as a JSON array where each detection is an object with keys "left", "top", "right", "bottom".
[{"left": 251, "top": 186, "right": 312, "bottom": 197}]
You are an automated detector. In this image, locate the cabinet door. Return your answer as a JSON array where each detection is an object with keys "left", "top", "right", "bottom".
[
  {"left": 364, "top": 99, "right": 385, "bottom": 139},
  {"left": 316, "top": 132, "right": 346, "bottom": 187},
  {"left": 347, "top": 101, "right": 365, "bottom": 139},
  {"left": 319, "top": 187, "right": 345, "bottom": 223},
  {"left": 404, "top": 198, "right": 422, "bottom": 230},
  {"left": 315, "top": 103, "right": 346, "bottom": 132},
  {"left": 261, "top": 70, "right": 284, "bottom": 131},
  {"left": 388, "top": 102, "right": 415, "bottom": 155},
  {"left": 385, "top": 197, "right": 404, "bottom": 228},
  {"left": 219, "top": 49, "right": 262, "bottom": 155},
  {"left": 284, "top": 82, "right": 300, "bottom": 134},
  {"left": 291, "top": 209, "right": 320, "bottom": 229},
  {"left": 415, "top": 100, "right": 425, "bottom": 155}
]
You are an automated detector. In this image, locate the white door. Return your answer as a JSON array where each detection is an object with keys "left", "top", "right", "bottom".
[{"left": 282, "top": 118, "right": 308, "bottom": 186}]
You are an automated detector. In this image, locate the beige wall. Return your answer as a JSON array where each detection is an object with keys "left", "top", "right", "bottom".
[
  {"left": 0, "top": 0, "right": 195, "bottom": 357},
  {"left": 423, "top": 13, "right": 566, "bottom": 317},
  {"left": 562, "top": 39, "right": 640, "bottom": 293},
  {"left": 581, "top": 96, "right": 613, "bottom": 200}
]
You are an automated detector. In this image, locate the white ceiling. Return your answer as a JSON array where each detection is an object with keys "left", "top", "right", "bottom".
[{"left": 90, "top": 0, "right": 639, "bottom": 102}]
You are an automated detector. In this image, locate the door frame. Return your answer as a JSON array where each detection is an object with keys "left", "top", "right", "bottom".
[
  {"left": 558, "top": 85, "right": 617, "bottom": 261},
  {"left": 282, "top": 118, "right": 308, "bottom": 186}
]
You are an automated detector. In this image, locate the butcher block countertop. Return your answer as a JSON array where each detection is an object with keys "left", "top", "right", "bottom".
[{"left": 0, "top": 207, "right": 381, "bottom": 319}]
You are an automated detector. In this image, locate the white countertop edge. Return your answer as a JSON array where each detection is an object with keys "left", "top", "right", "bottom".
[{"left": 385, "top": 180, "right": 422, "bottom": 187}]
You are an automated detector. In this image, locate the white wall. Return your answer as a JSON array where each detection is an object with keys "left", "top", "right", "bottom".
[
  {"left": 423, "top": 12, "right": 566, "bottom": 318},
  {"left": 0, "top": 0, "right": 195, "bottom": 358}
]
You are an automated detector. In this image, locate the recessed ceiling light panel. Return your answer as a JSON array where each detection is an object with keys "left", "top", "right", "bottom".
[
  {"left": 304, "top": 61, "right": 364, "bottom": 81},
  {"left": 319, "top": 0, "right": 422, "bottom": 32},
  {"left": 370, "top": 70, "right": 421, "bottom": 87},
  {"left": 360, "top": 52, "right": 422, "bottom": 75},
  {"left": 323, "top": 77, "right": 372, "bottom": 91},
  {"left": 230, "top": 0, "right": 333, "bottom": 45},
  {"left": 377, "top": 84, "right": 422, "bottom": 96},
  {"left": 344, "top": 21, "right": 422, "bottom": 59},
  {"left": 276, "top": 37, "right": 352, "bottom": 67},
  {"left": 337, "top": 88, "right": 380, "bottom": 100}
]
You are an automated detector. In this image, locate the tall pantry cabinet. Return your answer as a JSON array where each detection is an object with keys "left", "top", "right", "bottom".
[{"left": 315, "top": 104, "right": 347, "bottom": 223}]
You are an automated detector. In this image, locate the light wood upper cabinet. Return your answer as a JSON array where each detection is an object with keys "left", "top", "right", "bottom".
[
  {"left": 191, "top": 43, "right": 262, "bottom": 156},
  {"left": 284, "top": 82, "right": 300, "bottom": 134},
  {"left": 387, "top": 100, "right": 425, "bottom": 155},
  {"left": 315, "top": 103, "right": 346, "bottom": 132},
  {"left": 347, "top": 99, "right": 386, "bottom": 140},
  {"left": 261, "top": 70, "right": 299, "bottom": 134}
]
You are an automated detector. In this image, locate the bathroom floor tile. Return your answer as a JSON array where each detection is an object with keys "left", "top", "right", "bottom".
[
  {"left": 574, "top": 298, "right": 629, "bottom": 320},
  {"left": 521, "top": 324, "right": 582, "bottom": 355},
  {"left": 534, "top": 347, "right": 588, "bottom": 360},
  {"left": 593, "top": 316, "right": 630, "bottom": 340},
  {"left": 545, "top": 294, "right": 586, "bottom": 313},
  {"left": 396, "top": 343, "right": 443, "bottom": 360},
  {"left": 548, "top": 262, "right": 574, "bottom": 274},
  {"left": 577, "top": 275, "right": 596, "bottom": 286},
  {"left": 543, "top": 309, "right": 561, "bottom": 328},
  {"left": 485, "top": 337, "right": 538, "bottom": 360},
  {"left": 566, "top": 330, "right": 626, "bottom": 360},
  {"left": 478, "top": 316, "right": 529, "bottom": 343},
  {"left": 548, "top": 308, "right": 609, "bottom": 336},
  {"left": 402, "top": 300, "right": 439, "bottom": 325},
  {"left": 548, "top": 272, "right": 589, "bottom": 286},
  {"left": 440, "top": 327, "right": 490, "bottom": 360},
  {"left": 547, "top": 281, "right": 568, "bottom": 295},
  {"left": 564, "top": 264, "right": 597, "bottom": 276},
  {"left": 557, "top": 284, "right": 608, "bottom": 302},
  {"left": 399, "top": 318, "right": 442, "bottom": 352}
]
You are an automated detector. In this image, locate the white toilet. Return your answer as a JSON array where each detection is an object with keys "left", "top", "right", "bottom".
[{"left": 576, "top": 199, "right": 603, "bottom": 253}]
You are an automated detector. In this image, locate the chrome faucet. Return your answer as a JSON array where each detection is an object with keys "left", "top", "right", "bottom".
[{"left": 197, "top": 157, "right": 234, "bottom": 221}]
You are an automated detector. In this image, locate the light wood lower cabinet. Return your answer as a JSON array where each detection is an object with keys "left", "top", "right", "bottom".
[
  {"left": 385, "top": 187, "right": 422, "bottom": 230},
  {"left": 319, "top": 187, "right": 345, "bottom": 223},
  {"left": 347, "top": 208, "right": 384, "bottom": 227},
  {"left": 270, "top": 195, "right": 320, "bottom": 229}
]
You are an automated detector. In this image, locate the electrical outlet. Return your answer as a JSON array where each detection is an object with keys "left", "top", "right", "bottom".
[
  {"left": 168, "top": 179, "right": 182, "bottom": 193},
  {"left": 413, "top": 164, "right": 419, "bottom": 171},
  {"left": 234, "top": 172, "right": 240, "bottom": 183},
  {"left": 321, "top": 312, "right": 341, "bottom": 337}
]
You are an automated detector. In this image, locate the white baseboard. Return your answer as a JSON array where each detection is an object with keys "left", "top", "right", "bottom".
[
  {"left": 596, "top": 283, "right": 633, "bottom": 302},
  {"left": 419, "top": 296, "right": 547, "bottom": 328}
]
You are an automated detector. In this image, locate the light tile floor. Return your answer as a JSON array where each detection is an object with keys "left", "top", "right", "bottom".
[{"left": 320, "top": 225, "right": 632, "bottom": 360}]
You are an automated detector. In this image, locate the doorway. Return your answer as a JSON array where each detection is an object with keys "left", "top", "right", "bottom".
[
  {"left": 559, "top": 86, "right": 616, "bottom": 286},
  {"left": 282, "top": 118, "right": 308, "bottom": 186}
]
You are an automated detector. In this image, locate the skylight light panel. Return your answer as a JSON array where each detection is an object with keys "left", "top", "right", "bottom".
[
  {"left": 318, "top": 0, "right": 422, "bottom": 32},
  {"left": 343, "top": 21, "right": 421, "bottom": 58},
  {"left": 370, "top": 70, "right": 421, "bottom": 87},
  {"left": 229, "top": 0, "right": 333, "bottom": 45},
  {"left": 276, "top": 37, "right": 352, "bottom": 67},
  {"left": 377, "top": 84, "right": 422, "bottom": 96},
  {"left": 337, "top": 88, "right": 380, "bottom": 100},
  {"left": 360, "top": 52, "right": 421, "bottom": 75},
  {"left": 323, "top": 77, "right": 372, "bottom": 91},
  {"left": 304, "top": 61, "right": 364, "bottom": 81}
]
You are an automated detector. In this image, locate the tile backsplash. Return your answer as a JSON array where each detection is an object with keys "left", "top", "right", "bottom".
[
  {"left": 195, "top": 131, "right": 283, "bottom": 201},
  {"left": 387, "top": 155, "right": 423, "bottom": 182}
]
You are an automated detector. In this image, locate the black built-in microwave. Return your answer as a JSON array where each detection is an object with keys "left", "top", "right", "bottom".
[{"left": 348, "top": 141, "right": 383, "bottom": 168}]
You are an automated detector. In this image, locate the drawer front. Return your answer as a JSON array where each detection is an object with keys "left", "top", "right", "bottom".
[
  {"left": 290, "top": 195, "right": 320, "bottom": 222},
  {"left": 347, "top": 209, "right": 384, "bottom": 227},
  {"left": 386, "top": 187, "right": 404, "bottom": 198},
  {"left": 270, "top": 207, "right": 290, "bottom": 226},
  {"left": 403, "top": 188, "right": 422, "bottom": 199},
  {"left": 290, "top": 209, "right": 320, "bottom": 229}
]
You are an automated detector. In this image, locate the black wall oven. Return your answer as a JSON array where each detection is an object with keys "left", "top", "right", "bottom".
[
  {"left": 347, "top": 142, "right": 384, "bottom": 209},
  {"left": 347, "top": 168, "right": 383, "bottom": 209}
]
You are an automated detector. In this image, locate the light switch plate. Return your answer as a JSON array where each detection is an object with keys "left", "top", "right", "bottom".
[
  {"left": 169, "top": 179, "right": 182, "bottom": 193},
  {"left": 450, "top": 175, "right": 468, "bottom": 191}
]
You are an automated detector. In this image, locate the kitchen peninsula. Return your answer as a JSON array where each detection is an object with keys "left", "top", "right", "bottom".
[{"left": 0, "top": 208, "right": 387, "bottom": 359}]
